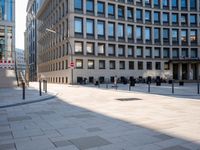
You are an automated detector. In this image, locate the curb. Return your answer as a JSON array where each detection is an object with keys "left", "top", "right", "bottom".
[{"left": 0, "top": 94, "right": 57, "bottom": 109}]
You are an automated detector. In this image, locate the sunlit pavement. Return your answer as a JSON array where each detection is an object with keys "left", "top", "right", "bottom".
[{"left": 0, "top": 82, "right": 200, "bottom": 150}]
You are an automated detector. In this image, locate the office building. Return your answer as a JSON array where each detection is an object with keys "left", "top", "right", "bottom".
[
  {"left": 0, "top": 0, "right": 15, "bottom": 69},
  {"left": 25, "top": 0, "right": 38, "bottom": 81},
  {"left": 36, "top": 0, "right": 200, "bottom": 84}
]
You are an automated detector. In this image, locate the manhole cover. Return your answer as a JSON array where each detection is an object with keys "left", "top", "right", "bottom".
[{"left": 116, "top": 98, "right": 142, "bottom": 101}]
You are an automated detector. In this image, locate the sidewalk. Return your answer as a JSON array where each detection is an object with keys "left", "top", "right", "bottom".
[{"left": 0, "top": 83, "right": 57, "bottom": 108}]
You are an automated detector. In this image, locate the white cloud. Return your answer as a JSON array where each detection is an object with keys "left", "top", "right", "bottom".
[{"left": 15, "top": 0, "right": 28, "bottom": 50}]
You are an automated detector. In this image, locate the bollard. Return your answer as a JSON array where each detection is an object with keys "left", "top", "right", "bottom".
[
  {"left": 39, "top": 80, "right": 42, "bottom": 96},
  {"left": 129, "top": 83, "right": 131, "bottom": 91},
  {"left": 22, "top": 82, "right": 25, "bottom": 100},
  {"left": 98, "top": 80, "right": 100, "bottom": 88},
  {"left": 45, "top": 80, "right": 47, "bottom": 93},
  {"left": 148, "top": 82, "right": 150, "bottom": 93},
  {"left": 197, "top": 82, "right": 200, "bottom": 94},
  {"left": 172, "top": 80, "right": 174, "bottom": 94}
]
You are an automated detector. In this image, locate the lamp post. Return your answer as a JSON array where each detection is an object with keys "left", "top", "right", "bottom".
[{"left": 46, "top": 28, "right": 74, "bottom": 85}]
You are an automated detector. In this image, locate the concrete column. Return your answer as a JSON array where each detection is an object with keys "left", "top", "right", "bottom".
[{"left": 178, "top": 63, "right": 182, "bottom": 80}]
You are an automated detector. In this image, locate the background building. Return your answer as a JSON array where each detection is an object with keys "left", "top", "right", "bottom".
[
  {"left": 36, "top": 0, "right": 200, "bottom": 84},
  {"left": 15, "top": 48, "right": 26, "bottom": 72},
  {"left": 25, "top": 0, "right": 37, "bottom": 81},
  {"left": 0, "top": 0, "right": 15, "bottom": 69}
]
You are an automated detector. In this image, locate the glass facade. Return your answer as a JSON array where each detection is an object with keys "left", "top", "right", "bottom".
[{"left": 0, "top": 0, "right": 14, "bottom": 63}]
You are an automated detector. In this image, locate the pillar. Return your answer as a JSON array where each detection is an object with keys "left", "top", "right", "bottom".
[{"left": 178, "top": 63, "right": 182, "bottom": 80}]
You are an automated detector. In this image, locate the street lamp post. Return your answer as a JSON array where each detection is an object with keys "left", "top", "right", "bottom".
[{"left": 46, "top": 28, "right": 74, "bottom": 85}]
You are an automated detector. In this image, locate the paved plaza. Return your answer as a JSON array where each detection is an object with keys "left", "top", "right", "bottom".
[{"left": 0, "top": 83, "right": 200, "bottom": 150}]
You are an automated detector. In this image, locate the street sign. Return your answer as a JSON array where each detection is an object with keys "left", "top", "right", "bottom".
[{"left": 69, "top": 62, "right": 75, "bottom": 68}]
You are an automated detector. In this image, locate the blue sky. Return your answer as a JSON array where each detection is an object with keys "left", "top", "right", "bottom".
[{"left": 15, "top": 0, "right": 28, "bottom": 50}]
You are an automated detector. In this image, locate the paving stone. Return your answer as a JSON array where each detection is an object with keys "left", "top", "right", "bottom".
[
  {"left": 161, "top": 145, "right": 191, "bottom": 150},
  {"left": 0, "top": 131, "right": 12, "bottom": 137},
  {"left": 8, "top": 116, "right": 32, "bottom": 122},
  {"left": 52, "top": 140, "right": 72, "bottom": 148},
  {"left": 0, "top": 143, "right": 16, "bottom": 150},
  {"left": 69, "top": 114, "right": 95, "bottom": 119},
  {"left": 69, "top": 136, "right": 112, "bottom": 150},
  {"left": 154, "top": 134, "right": 174, "bottom": 141},
  {"left": 86, "top": 127, "right": 102, "bottom": 132}
]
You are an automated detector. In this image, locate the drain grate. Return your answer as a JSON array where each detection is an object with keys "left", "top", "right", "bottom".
[{"left": 116, "top": 98, "right": 142, "bottom": 101}]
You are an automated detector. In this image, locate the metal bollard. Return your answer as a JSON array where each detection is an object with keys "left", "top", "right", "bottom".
[
  {"left": 172, "top": 80, "right": 174, "bottom": 94},
  {"left": 129, "top": 83, "right": 131, "bottom": 91},
  {"left": 197, "top": 82, "right": 200, "bottom": 94},
  {"left": 39, "top": 80, "right": 42, "bottom": 96},
  {"left": 148, "top": 82, "right": 150, "bottom": 93},
  {"left": 22, "top": 82, "right": 25, "bottom": 100},
  {"left": 106, "top": 80, "right": 108, "bottom": 89},
  {"left": 45, "top": 80, "right": 47, "bottom": 93}
]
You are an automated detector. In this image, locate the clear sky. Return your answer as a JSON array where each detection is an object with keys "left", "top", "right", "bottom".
[{"left": 15, "top": 0, "right": 28, "bottom": 50}]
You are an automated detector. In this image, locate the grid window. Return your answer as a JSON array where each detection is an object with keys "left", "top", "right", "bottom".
[
  {"left": 97, "top": 20, "right": 105, "bottom": 37},
  {"left": 128, "top": 46, "right": 134, "bottom": 57},
  {"left": 182, "top": 48, "right": 188, "bottom": 57},
  {"left": 145, "top": 10, "right": 151, "bottom": 22},
  {"left": 98, "top": 43, "right": 105, "bottom": 55},
  {"left": 74, "top": 41, "right": 83, "bottom": 54},
  {"left": 164, "top": 62, "right": 170, "bottom": 70},
  {"left": 86, "top": 42, "right": 94, "bottom": 54},
  {"left": 129, "top": 61, "right": 134, "bottom": 70},
  {"left": 154, "top": 48, "right": 161, "bottom": 58},
  {"left": 138, "top": 61, "right": 143, "bottom": 70},
  {"left": 163, "top": 48, "right": 170, "bottom": 58},
  {"left": 181, "top": 14, "right": 187, "bottom": 25},
  {"left": 145, "top": 27, "right": 151, "bottom": 42},
  {"left": 181, "top": 29, "right": 188, "bottom": 44},
  {"left": 181, "top": 0, "right": 187, "bottom": 10},
  {"left": 119, "top": 61, "right": 125, "bottom": 69},
  {"left": 154, "top": 0, "right": 159, "bottom": 7},
  {"left": 190, "top": 0, "right": 196, "bottom": 10},
  {"left": 99, "top": 60, "right": 105, "bottom": 69},
  {"left": 163, "top": 13, "right": 169, "bottom": 24},
  {"left": 172, "top": 29, "right": 179, "bottom": 43},
  {"left": 172, "top": 13, "right": 178, "bottom": 24},
  {"left": 190, "top": 14, "right": 197, "bottom": 25},
  {"left": 74, "top": 17, "right": 83, "bottom": 34},
  {"left": 172, "top": 48, "right": 179, "bottom": 58},
  {"left": 118, "top": 6, "right": 124, "bottom": 19},
  {"left": 127, "top": 25, "right": 134, "bottom": 40},
  {"left": 97, "top": 2, "right": 105, "bottom": 15},
  {"left": 74, "top": 0, "right": 83, "bottom": 11},
  {"left": 108, "top": 3, "right": 115, "bottom": 16},
  {"left": 76, "top": 59, "right": 83, "bottom": 69},
  {"left": 162, "top": 0, "right": 169, "bottom": 8},
  {"left": 118, "top": 24, "right": 124, "bottom": 39},
  {"left": 136, "top": 47, "right": 143, "bottom": 57},
  {"left": 190, "top": 30, "right": 197, "bottom": 44},
  {"left": 154, "top": 11, "right": 160, "bottom": 23},
  {"left": 86, "top": 0, "right": 94, "bottom": 13},
  {"left": 108, "top": 22, "right": 115, "bottom": 38},
  {"left": 172, "top": 0, "right": 178, "bottom": 9},
  {"left": 145, "top": 47, "right": 152, "bottom": 58},
  {"left": 136, "top": 9, "right": 142, "bottom": 21},
  {"left": 191, "top": 48, "right": 198, "bottom": 58},
  {"left": 146, "top": 62, "right": 152, "bottom": 70},
  {"left": 155, "top": 62, "right": 161, "bottom": 70},
  {"left": 154, "top": 28, "right": 160, "bottom": 42},
  {"left": 108, "top": 44, "right": 115, "bottom": 56},
  {"left": 118, "top": 45, "right": 125, "bottom": 56},
  {"left": 88, "top": 60, "right": 94, "bottom": 69},
  {"left": 86, "top": 19, "right": 94, "bottom": 36},
  {"left": 109, "top": 60, "right": 115, "bottom": 69},
  {"left": 136, "top": 26, "right": 142, "bottom": 41},
  {"left": 163, "top": 28, "right": 169, "bottom": 42},
  {"left": 127, "top": 7, "right": 134, "bottom": 20}
]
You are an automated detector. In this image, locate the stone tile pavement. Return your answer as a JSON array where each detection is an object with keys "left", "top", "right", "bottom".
[{"left": 0, "top": 83, "right": 200, "bottom": 150}]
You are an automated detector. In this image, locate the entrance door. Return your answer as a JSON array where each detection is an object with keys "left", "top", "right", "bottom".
[
  {"left": 173, "top": 64, "right": 178, "bottom": 80},
  {"left": 191, "top": 64, "right": 198, "bottom": 80},
  {"left": 182, "top": 64, "right": 188, "bottom": 80}
]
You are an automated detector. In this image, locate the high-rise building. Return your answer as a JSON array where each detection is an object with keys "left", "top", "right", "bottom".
[
  {"left": 25, "top": 0, "right": 37, "bottom": 81},
  {"left": 0, "top": 0, "right": 15, "bottom": 69},
  {"left": 36, "top": 0, "right": 200, "bottom": 84}
]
